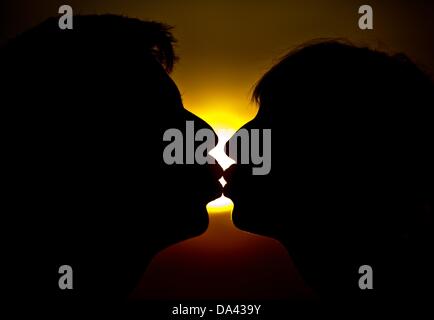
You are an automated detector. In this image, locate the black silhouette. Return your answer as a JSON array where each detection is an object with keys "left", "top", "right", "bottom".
[
  {"left": 224, "top": 40, "right": 434, "bottom": 308},
  {"left": 2, "top": 15, "right": 221, "bottom": 304}
]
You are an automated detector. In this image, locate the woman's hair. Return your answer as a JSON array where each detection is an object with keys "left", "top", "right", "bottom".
[{"left": 252, "top": 39, "right": 432, "bottom": 110}]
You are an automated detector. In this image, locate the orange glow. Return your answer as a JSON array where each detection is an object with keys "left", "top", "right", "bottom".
[
  {"left": 131, "top": 194, "right": 314, "bottom": 300},
  {"left": 206, "top": 194, "right": 233, "bottom": 214}
]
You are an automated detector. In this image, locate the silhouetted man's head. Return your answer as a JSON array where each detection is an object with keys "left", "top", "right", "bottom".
[
  {"left": 2, "top": 15, "right": 221, "bottom": 301},
  {"left": 224, "top": 40, "right": 433, "bottom": 305}
]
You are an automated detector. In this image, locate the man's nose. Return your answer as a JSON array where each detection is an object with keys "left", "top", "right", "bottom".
[{"left": 195, "top": 162, "right": 223, "bottom": 201}]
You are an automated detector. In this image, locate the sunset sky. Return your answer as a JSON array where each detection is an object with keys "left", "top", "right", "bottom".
[{"left": 2, "top": 0, "right": 433, "bottom": 132}]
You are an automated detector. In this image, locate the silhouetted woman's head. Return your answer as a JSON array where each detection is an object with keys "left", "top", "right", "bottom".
[{"left": 225, "top": 40, "right": 433, "bottom": 302}]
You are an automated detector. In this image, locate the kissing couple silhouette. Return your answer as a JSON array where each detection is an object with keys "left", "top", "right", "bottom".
[{"left": 3, "top": 15, "right": 432, "bottom": 311}]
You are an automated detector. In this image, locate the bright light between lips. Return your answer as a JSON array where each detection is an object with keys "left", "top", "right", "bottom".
[
  {"left": 207, "top": 129, "right": 236, "bottom": 212},
  {"left": 209, "top": 128, "right": 236, "bottom": 171}
]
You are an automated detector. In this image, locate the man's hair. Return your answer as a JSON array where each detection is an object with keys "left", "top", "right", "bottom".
[{"left": 2, "top": 14, "right": 178, "bottom": 72}]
